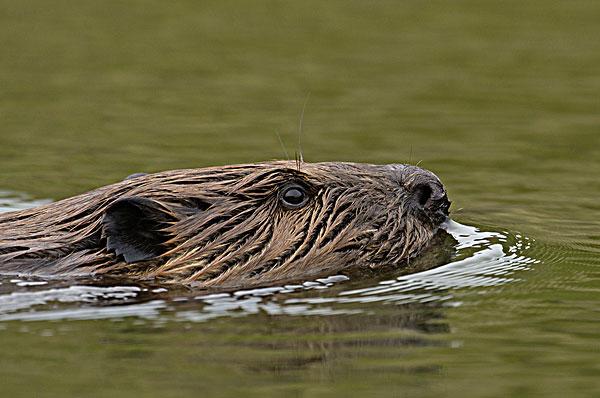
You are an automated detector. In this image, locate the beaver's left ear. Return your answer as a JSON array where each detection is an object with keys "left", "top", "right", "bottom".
[{"left": 102, "top": 197, "right": 176, "bottom": 263}]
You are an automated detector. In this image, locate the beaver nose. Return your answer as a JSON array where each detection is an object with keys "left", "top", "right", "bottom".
[
  {"left": 412, "top": 181, "right": 448, "bottom": 213},
  {"left": 399, "top": 166, "right": 450, "bottom": 220}
]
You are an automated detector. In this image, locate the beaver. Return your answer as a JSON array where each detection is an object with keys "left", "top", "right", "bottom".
[{"left": 0, "top": 161, "right": 450, "bottom": 288}]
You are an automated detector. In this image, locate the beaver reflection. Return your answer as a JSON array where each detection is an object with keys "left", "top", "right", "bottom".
[
  {"left": 161, "top": 293, "right": 451, "bottom": 377},
  {"left": 0, "top": 161, "right": 450, "bottom": 287}
]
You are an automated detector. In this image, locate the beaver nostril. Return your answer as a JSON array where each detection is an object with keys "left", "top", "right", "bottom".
[{"left": 413, "top": 183, "right": 433, "bottom": 207}]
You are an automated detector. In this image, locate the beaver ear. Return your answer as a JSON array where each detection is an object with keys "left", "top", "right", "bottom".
[{"left": 102, "top": 197, "right": 175, "bottom": 263}]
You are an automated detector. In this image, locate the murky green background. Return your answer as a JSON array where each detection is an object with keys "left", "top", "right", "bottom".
[{"left": 0, "top": 1, "right": 599, "bottom": 397}]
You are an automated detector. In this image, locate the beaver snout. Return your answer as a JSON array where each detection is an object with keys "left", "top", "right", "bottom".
[{"left": 401, "top": 166, "right": 451, "bottom": 223}]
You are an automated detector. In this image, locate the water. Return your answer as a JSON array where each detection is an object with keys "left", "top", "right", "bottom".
[{"left": 0, "top": 1, "right": 599, "bottom": 397}]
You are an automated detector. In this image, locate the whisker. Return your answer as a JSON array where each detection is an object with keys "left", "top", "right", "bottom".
[
  {"left": 297, "top": 91, "right": 311, "bottom": 164},
  {"left": 275, "top": 130, "right": 289, "bottom": 160}
]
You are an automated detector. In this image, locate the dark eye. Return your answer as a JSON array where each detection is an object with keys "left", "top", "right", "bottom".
[{"left": 280, "top": 185, "right": 308, "bottom": 208}]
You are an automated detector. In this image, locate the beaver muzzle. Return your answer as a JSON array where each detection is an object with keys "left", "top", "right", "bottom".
[{"left": 401, "top": 165, "right": 451, "bottom": 225}]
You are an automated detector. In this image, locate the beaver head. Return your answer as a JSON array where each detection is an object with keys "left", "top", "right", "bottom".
[{"left": 0, "top": 161, "right": 450, "bottom": 288}]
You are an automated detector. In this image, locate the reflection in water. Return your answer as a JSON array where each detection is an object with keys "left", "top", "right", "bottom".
[{"left": 0, "top": 194, "right": 537, "bottom": 324}]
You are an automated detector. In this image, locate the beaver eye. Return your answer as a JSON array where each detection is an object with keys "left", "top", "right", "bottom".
[{"left": 280, "top": 185, "right": 308, "bottom": 208}]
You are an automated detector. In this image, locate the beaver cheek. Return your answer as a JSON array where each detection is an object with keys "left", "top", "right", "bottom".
[{"left": 102, "top": 197, "right": 174, "bottom": 263}]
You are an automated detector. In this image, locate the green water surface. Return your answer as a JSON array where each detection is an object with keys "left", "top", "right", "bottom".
[{"left": 0, "top": 1, "right": 599, "bottom": 397}]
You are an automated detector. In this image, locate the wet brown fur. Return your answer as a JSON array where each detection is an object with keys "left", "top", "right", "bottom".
[{"left": 0, "top": 161, "right": 449, "bottom": 288}]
